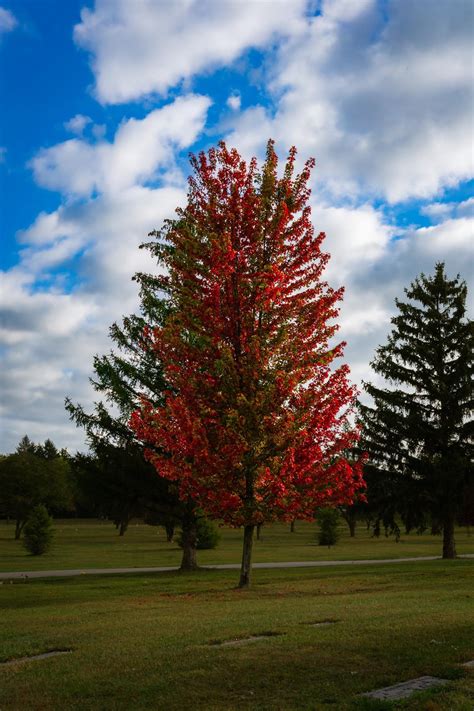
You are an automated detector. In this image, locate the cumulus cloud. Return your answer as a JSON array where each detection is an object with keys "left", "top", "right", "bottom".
[
  {"left": 227, "top": 93, "right": 241, "bottom": 111},
  {"left": 31, "top": 94, "right": 211, "bottom": 198},
  {"left": 73, "top": 0, "right": 307, "bottom": 104},
  {"left": 1, "top": 96, "right": 210, "bottom": 452},
  {"left": 333, "top": 210, "right": 474, "bottom": 389},
  {"left": 64, "top": 114, "right": 92, "bottom": 136},
  {"left": 421, "top": 197, "right": 474, "bottom": 223},
  {"left": 228, "top": 0, "right": 474, "bottom": 203},
  {"left": 0, "top": 6, "right": 17, "bottom": 35},
  {"left": 0, "top": 184, "right": 187, "bottom": 452}
]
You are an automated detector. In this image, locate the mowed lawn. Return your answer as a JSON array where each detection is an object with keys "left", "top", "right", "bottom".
[
  {"left": 1, "top": 519, "right": 474, "bottom": 572},
  {"left": 0, "top": 561, "right": 473, "bottom": 710}
]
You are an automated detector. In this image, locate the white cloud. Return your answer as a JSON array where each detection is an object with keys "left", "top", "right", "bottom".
[
  {"left": 421, "top": 197, "right": 474, "bottom": 223},
  {"left": 312, "top": 202, "right": 392, "bottom": 283},
  {"left": 91, "top": 123, "right": 106, "bottom": 140},
  {"left": 332, "top": 210, "right": 474, "bottom": 391},
  {"left": 228, "top": 0, "right": 474, "bottom": 203},
  {"left": 73, "top": 0, "right": 307, "bottom": 104},
  {"left": 31, "top": 94, "right": 210, "bottom": 198},
  {"left": 227, "top": 93, "right": 241, "bottom": 111},
  {"left": 0, "top": 184, "right": 186, "bottom": 452},
  {"left": 64, "top": 114, "right": 92, "bottom": 136},
  {"left": 0, "top": 6, "right": 17, "bottom": 35},
  {"left": 1, "top": 95, "right": 211, "bottom": 452}
]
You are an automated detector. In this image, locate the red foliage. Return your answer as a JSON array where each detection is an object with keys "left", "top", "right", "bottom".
[{"left": 130, "top": 141, "right": 364, "bottom": 527}]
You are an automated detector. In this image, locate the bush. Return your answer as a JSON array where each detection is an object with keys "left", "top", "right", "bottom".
[
  {"left": 317, "top": 508, "right": 340, "bottom": 547},
  {"left": 23, "top": 504, "right": 54, "bottom": 555},
  {"left": 177, "top": 516, "right": 221, "bottom": 550}
]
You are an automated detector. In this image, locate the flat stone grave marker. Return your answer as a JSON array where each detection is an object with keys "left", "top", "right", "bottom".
[
  {"left": 462, "top": 659, "right": 474, "bottom": 668},
  {"left": 1, "top": 650, "right": 72, "bottom": 666},
  {"left": 362, "top": 676, "right": 449, "bottom": 701},
  {"left": 210, "top": 632, "right": 282, "bottom": 648}
]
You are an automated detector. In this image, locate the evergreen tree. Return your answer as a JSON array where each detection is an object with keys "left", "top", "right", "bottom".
[
  {"left": 65, "top": 287, "right": 200, "bottom": 569},
  {"left": 16, "top": 435, "right": 37, "bottom": 455},
  {"left": 360, "top": 263, "right": 473, "bottom": 558},
  {"left": 23, "top": 504, "right": 54, "bottom": 556},
  {"left": 317, "top": 508, "right": 340, "bottom": 547}
]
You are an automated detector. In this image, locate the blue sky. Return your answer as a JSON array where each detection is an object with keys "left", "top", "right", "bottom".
[{"left": 1, "top": 0, "right": 473, "bottom": 452}]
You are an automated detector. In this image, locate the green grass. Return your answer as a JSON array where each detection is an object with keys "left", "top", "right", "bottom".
[
  {"left": 1, "top": 561, "right": 473, "bottom": 710},
  {"left": 1, "top": 519, "right": 473, "bottom": 572}
]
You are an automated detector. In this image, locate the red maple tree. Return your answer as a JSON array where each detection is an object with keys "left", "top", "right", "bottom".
[{"left": 131, "top": 141, "right": 364, "bottom": 586}]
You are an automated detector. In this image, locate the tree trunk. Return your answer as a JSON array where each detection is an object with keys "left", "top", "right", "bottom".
[
  {"left": 442, "top": 514, "right": 457, "bottom": 559},
  {"left": 256, "top": 523, "right": 262, "bottom": 541},
  {"left": 180, "top": 510, "right": 198, "bottom": 571},
  {"left": 119, "top": 519, "right": 129, "bottom": 536},
  {"left": 165, "top": 522, "right": 175, "bottom": 542},
  {"left": 290, "top": 520, "right": 295, "bottom": 533},
  {"left": 15, "top": 518, "right": 24, "bottom": 540},
  {"left": 348, "top": 518, "right": 356, "bottom": 538},
  {"left": 238, "top": 524, "right": 255, "bottom": 588}
]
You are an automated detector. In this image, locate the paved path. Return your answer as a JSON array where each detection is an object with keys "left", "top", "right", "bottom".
[{"left": 1, "top": 554, "right": 472, "bottom": 580}]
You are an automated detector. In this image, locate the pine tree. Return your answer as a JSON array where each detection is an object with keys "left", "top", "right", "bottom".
[
  {"left": 361, "top": 263, "right": 473, "bottom": 558},
  {"left": 131, "top": 141, "right": 364, "bottom": 587},
  {"left": 23, "top": 504, "right": 54, "bottom": 556},
  {"left": 65, "top": 290, "right": 200, "bottom": 569}
]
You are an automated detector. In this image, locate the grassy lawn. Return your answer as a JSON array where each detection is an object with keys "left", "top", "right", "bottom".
[
  {"left": 1, "top": 519, "right": 473, "bottom": 572},
  {"left": 0, "top": 560, "right": 473, "bottom": 710}
]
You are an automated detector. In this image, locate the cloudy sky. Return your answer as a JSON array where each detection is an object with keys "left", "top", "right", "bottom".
[{"left": 1, "top": 0, "right": 473, "bottom": 453}]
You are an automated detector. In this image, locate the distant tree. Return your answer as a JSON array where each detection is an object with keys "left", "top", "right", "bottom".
[
  {"left": 23, "top": 504, "right": 54, "bottom": 556},
  {"left": 0, "top": 437, "right": 72, "bottom": 538},
  {"left": 317, "top": 508, "right": 340, "bottom": 547},
  {"left": 338, "top": 505, "right": 358, "bottom": 538},
  {"left": 72, "top": 445, "right": 181, "bottom": 537},
  {"left": 16, "top": 435, "right": 37, "bottom": 455},
  {"left": 360, "top": 264, "right": 473, "bottom": 558},
  {"left": 143, "top": 509, "right": 176, "bottom": 542}
]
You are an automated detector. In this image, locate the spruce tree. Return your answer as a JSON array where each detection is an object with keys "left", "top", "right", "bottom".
[
  {"left": 65, "top": 283, "right": 200, "bottom": 569},
  {"left": 23, "top": 504, "right": 54, "bottom": 556},
  {"left": 360, "top": 263, "right": 473, "bottom": 558}
]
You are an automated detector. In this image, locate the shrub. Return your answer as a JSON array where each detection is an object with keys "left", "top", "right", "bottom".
[
  {"left": 177, "top": 516, "right": 221, "bottom": 550},
  {"left": 23, "top": 504, "right": 54, "bottom": 555},
  {"left": 317, "top": 508, "right": 340, "bottom": 547}
]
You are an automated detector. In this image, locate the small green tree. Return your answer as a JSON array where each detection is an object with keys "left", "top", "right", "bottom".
[
  {"left": 23, "top": 505, "right": 54, "bottom": 556},
  {"left": 177, "top": 516, "right": 220, "bottom": 550},
  {"left": 317, "top": 508, "right": 340, "bottom": 547}
]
